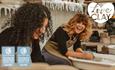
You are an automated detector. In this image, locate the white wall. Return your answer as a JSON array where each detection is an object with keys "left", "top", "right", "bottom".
[
  {"left": 1, "top": 0, "right": 24, "bottom": 4},
  {"left": 51, "top": 10, "right": 76, "bottom": 31}
]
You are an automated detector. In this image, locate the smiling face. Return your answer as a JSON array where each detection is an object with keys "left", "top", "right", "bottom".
[
  {"left": 67, "top": 13, "right": 89, "bottom": 35},
  {"left": 74, "top": 22, "right": 86, "bottom": 34},
  {"left": 33, "top": 18, "right": 48, "bottom": 39},
  {"left": 39, "top": 18, "right": 48, "bottom": 34},
  {"left": 65, "top": 13, "right": 92, "bottom": 41}
]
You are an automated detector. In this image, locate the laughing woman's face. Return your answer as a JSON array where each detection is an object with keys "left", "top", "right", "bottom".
[
  {"left": 74, "top": 22, "right": 85, "bottom": 34},
  {"left": 33, "top": 18, "right": 48, "bottom": 39}
]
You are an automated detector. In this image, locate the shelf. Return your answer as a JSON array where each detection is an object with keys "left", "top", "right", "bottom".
[
  {"left": 81, "top": 42, "right": 103, "bottom": 46},
  {"left": 93, "top": 29, "right": 107, "bottom": 31}
]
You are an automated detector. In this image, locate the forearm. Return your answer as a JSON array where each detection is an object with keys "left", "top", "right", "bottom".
[
  {"left": 65, "top": 50, "right": 85, "bottom": 58},
  {"left": 65, "top": 50, "right": 78, "bottom": 57},
  {"left": 65, "top": 50, "right": 94, "bottom": 60}
]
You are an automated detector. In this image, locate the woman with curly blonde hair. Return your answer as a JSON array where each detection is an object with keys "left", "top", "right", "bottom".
[
  {"left": 42, "top": 13, "right": 93, "bottom": 65},
  {"left": 63, "top": 13, "right": 92, "bottom": 41}
]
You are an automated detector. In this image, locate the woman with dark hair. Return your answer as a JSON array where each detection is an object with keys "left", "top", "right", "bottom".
[
  {"left": 0, "top": 3, "right": 53, "bottom": 62},
  {"left": 42, "top": 13, "right": 94, "bottom": 65}
]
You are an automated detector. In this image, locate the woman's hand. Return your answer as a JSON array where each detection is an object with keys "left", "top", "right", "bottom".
[
  {"left": 82, "top": 52, "right": 94, "bottom": 60},
  {"left": 66, "top": 50, "right": 94, "bottom": 60},
  {"left": 76, "top": 48, "right": 84, "bottom": 53},
  {"left": 75, "top": 52, "right": 94, "bottom": 60},
  {"left": 75, "top": 48, "right": 94, "bottom": 60}
]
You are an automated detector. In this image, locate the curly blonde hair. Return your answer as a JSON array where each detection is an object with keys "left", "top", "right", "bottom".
[{"left": 63, "top": 13, "right": 92, "bottom": 41}]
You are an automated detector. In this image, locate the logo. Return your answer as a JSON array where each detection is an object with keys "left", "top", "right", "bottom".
[
  {"left": 2, "top": 47, "right": 15, "bottom": 66},
  {"left": 88, "top": 2, "right": 114, "bottom": 23},
  {"left": 2, "top": 46, "right": 31, "bottom": 67},
  {"left": 17, "top": 47, "right": 31, "bottom": 67}
]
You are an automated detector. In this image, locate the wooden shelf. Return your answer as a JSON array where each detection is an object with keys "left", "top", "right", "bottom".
[
  {"left": 81, "top": 42, "right": 104, "bottom": 46},
  {"left": 93, "top": 28, "right": 107, "bottom": 31}
]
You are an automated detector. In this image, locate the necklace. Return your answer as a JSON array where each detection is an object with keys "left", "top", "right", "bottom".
[{"left": 66, "top": 35, "right": 78, "bottom": 48}]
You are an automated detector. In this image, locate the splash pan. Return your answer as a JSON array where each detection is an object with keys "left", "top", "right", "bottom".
[{"left": 69, "top": 53, "right": 115, "bottom": 70}]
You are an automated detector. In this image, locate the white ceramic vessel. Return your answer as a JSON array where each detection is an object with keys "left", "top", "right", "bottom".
[
  {"left": 107, "top": 45, "right": 115, "bottom": 55},
  {"left": 69, "top": 53, "right": 115, "bottom": 70}
]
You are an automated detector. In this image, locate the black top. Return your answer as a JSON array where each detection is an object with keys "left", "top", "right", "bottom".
[
  {"left": 31, "top": 39, "right": 45, "bottom": 62},
  {"left": 50, "top": 27, "right": 81, "bottom": 55},
  {"left": 0, "top": 27, "right": 44, "bottom": 62}
]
